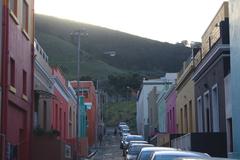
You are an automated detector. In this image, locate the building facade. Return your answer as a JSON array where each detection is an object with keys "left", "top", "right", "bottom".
[
  {"left": 33, "top": 40, "right": 54, "bottom": 131},
  {"left": 71, "top": 81, "right": 97, "bottom": 147},
  {"left": 230, "top": 0, "right": 240, "bottom": 157},
  {"left": 51, "top": 67, "right": 69, "bottom": 141},
  {"left": 176, "top": 56, "right": 196, "bottom": 134},
  {"left": 67, "top": 81, "right": 77, "bottom": 139},
  {"left": 165, "top": 85, "right": 177, "bottom": 134},
  {"left": 148, "top": 87, "right": 160, "bottom": 136},
  {"left": 137, "top": 79, "right": 166, "bottom": 137},
  {"left": 1, "top": 0, "right": 34, "bottom": 159},
  {"left": 192, "top": 2, "right": 229, "bottom": 134}
]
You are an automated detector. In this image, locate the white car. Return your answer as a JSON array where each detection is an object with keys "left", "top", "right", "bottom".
[
  {"left": 136, "top": 147, "right": 177, "bottom": 160},
  {"left": 149, "top": 151, "right": 210, "bottom": 160}
]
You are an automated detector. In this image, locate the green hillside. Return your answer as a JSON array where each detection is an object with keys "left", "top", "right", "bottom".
[
  {"left": 35, "top": 14, "right": 191, "bottom": 80},
  {"left": 104, "top": 101, "right": 137, "bottom": 131},
  {"left": 37, "top": 31, "right": 124, "bottom": 80}
]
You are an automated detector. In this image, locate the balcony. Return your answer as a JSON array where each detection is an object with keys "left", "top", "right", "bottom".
[{"left": 192, "top": 43, "right": 230, "bottom": 81}]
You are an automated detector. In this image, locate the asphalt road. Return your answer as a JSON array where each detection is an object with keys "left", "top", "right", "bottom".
[{"left": 93, "top": 128, "right": 124, "bottom": 160}]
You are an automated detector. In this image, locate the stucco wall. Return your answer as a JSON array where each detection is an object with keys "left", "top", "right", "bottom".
[
  {"left": 166, "top": 88, "right": 177, "bottom": 133},
  {"left": 176, "top": 77, "right": 196, "bottom": 134},
  {"left": 194, "top": 56, "right": 230, "bottom": 133},
  {"left": 230, "top": 0, "right": 240, "bottom": 157}
]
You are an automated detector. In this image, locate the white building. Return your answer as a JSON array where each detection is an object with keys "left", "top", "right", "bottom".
[{"left": 136, "top": 73, "right": 177, "bottom": 138}]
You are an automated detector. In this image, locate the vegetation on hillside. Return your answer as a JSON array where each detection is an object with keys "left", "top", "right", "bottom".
[
  {"left": 104, "top": 101, "right": 137, "bottom": 132},
  {"left": 35, "top": 14, "right": 191, "bottom": 80}
]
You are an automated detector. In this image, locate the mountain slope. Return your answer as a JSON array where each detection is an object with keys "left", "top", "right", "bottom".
[{"left": 35, "top": 14, "right": 191, "bottom": 79}]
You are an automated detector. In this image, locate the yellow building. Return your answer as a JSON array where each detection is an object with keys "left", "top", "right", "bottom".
[{"left": 176, "top": 56, "right": 197, "bottom": 134}]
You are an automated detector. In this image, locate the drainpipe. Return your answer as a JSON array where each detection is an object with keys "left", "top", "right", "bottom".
[
  {"left": 1, "top": 0, "right": 9, "bottom": 159},
  {"left": 29, "top": 0, "right": 35, "bottom": 159}
]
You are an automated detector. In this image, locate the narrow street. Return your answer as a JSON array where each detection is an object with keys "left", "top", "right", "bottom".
[{"left": 94, "top": 128, "right": 123, "bottom": 160}]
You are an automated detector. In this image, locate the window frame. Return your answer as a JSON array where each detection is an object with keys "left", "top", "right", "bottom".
[
  {"left": 9, "top": 0, "right": 18, "bottom": 16},
  {"left": 22, "top": 0, "right": 29, "bottom": 33}
]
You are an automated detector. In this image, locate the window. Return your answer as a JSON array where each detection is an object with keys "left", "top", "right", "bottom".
[
  {"left": 180, "top": 108, "right": 183, "bottom": 133},
  {"left": 197, "top": 97, "right": 204, "bottom": 132},
  {"left": 204, "top": 91, "right": 212, "bottom": 132},
  {"left": 64, "top": 112, "right": 66, "bottom": 139},
  {"left": 69, "top": 108, "right": 72, "bottom": 121},
  {"left": 189, "top": 100, "right": 193, "bottom": 132},
  {"left": 228, "top": 118, "right": 233, "bottom": 152},
  {"left": 55, "top": 104, "right": 58, "bottom": 129},
  {"left": 60, "top": 108, "right": 62, "bottom": 131},
  {"left": 9, "top": 0, "right": 17, "bottom": 16},
  {"left": 184, "top": 105, "right": 188, "bottom": 133},
  {"left": 22, "top": 0, "right": 29, "bottom": 32},
  {"left": 43, "top": 101, "right": 47, "bottom": 129},
  {"left": 10, "top": 58, "right": 15, "bottom": 87},
  {"left": 212, "top": 84, "right": 220, "bottom": 132},
  {"left": 209, "top": 36, "right": 212, "bottom": 49},
  {"left": 23, "top": 70, "right": 27, "bottom": 95}
]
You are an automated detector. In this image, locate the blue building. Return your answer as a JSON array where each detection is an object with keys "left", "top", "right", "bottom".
[
  {"left": 230, "top": 0, "right": 240, "bottom": 158},
  {"left": 79, "top": 96, "right": 87, "bottom": 137}
]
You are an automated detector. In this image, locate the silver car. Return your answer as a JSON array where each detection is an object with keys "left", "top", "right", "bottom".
[
  {"left": 136, "top": 147, "right": 177, "bottom": 160},
  {"left": 149, "top": 150, "right": 210, "bottom": 160},
  {"left": 126, "top": 143, "right": 154, "bottom": 160}
]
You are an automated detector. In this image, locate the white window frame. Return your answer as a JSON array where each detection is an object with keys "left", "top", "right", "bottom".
[{"left": 212, "top": 84, "right": 220, "bottom": 132}]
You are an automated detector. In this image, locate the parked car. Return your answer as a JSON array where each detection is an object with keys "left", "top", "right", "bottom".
[
  {"left": 175, "top": 158, "right": 237, "bottom": 160},
  {"left": 149, "top": 150, "right": 210, "bottom": 160},
  {"left": 126, "top": 143, "right": 154, "bottom": 160},
  {"left": 120, "top": 128, "right": 130, "bottom": 136},
  {"left": 119, "top": 124, "right": 129, "bottom": 132},
  {"left": 120, "top": 132, "right": 131, "bottom": 149},
  {"left": 122, "top": 135, "right": 145, "bottom": 150},
  {"left": 118, "top": 122, "right": 127, "bottom": 129},
  {"left": 128, "top": 141, "right": 148, "bottom": 147},
  {"left": 136, "top": 147, "right": 177, "bottom": 160}
]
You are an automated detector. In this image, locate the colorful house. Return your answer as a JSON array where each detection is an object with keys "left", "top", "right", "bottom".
[
  {"left": 157, "top": 74, "right": 177, "bottom": 133},
  {"left": 176, "top": 55, "right": 197, "bottom": 134},
  {"left": 148, "top": 87, "right": 160, "bottom": 136},
  {"left": 51, "top": 67, "right": 69, "bottom": 141},
  {"left": 165, "top": 85, "right": 177, "bottom": 134},
  {"left": 229, "top": 0, "right": 240, "bottom": 157},
  {"left": 192, "top": 2, "right": 229, "bottom": 134},
  {"left": 1, "top": 0, "right": 34, "bottom": 159},
  {"left": 67, "top": 81, "right": 77, "bottom": 139},
  {"left": 71, "top": 81, "right": 97, "bottom": 147},
  {"left": 137, "top": 79, "right": 166, "bottom": 138},
  {"left": 33, "top": 40, "right": 54, "bottom": 131}
]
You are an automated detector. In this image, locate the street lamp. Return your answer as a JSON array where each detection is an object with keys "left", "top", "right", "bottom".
[{"left": 70, "top": 29, "right": 88, "bottom": 160}]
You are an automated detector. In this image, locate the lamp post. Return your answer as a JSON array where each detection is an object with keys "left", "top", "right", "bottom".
[{"left": 70, "top": 30, "right": 87, "bottom": 160}]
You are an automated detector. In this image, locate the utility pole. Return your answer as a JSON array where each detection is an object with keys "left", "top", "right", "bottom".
[{"left": 71, "top": 30, "right": 87, "bottom": 160}]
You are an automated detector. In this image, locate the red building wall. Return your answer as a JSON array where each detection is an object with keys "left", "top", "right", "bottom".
[
  {"left": 1, "top": 2, "right": 34, "bottom": 159},
  {"left": 51, "top": 68, "right": 69, "bottom": 141}
]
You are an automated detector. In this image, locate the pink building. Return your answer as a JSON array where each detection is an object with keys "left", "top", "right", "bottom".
[{"left": 165, "top": 85, "right": 177, "bottom": 134}]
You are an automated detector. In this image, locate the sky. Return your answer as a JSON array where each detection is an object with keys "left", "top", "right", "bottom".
[{"left": 35, "top": 0, "right": 226, "bottom": 43}]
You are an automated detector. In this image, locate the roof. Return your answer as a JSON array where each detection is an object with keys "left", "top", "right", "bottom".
[
  {"left": 153, "top": 150, "right": 210, "bottom": 158},
  {"left": 141, "top": 147, "right": 177, "bottom": 152}
]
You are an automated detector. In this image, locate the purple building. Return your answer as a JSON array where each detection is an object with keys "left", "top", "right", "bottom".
[{"left": 165, "top": 85, "right": 177, "bottom": 134}]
